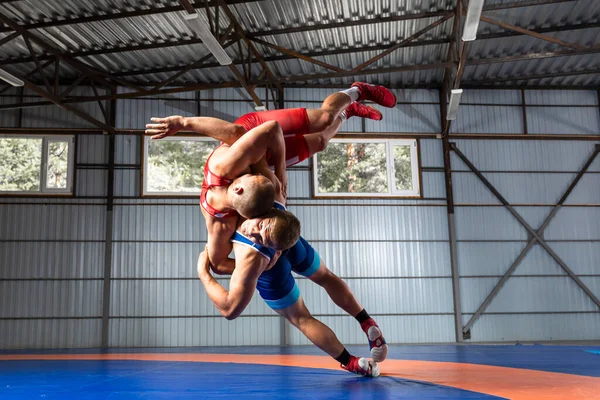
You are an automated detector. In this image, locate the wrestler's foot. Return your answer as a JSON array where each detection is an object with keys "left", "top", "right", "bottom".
[
  {"left": 341, "top": 356, "right": 380, "bottom": 378},
  {"left": 344, "top": 102, "right": 383, "bottom": 121},
  {"left": 351, "top": 82, "right": 397, "bottom": 108},
  {"left": 361, "top": 318, "right": 388, "bottom": 362}
]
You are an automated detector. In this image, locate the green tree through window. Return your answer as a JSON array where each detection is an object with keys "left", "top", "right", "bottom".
[
  {"left": 147, "top": 139, "right": 218, "bottom": 193},
  {"left": 0, "top": 138, "right": 42, "bottom": 191}
]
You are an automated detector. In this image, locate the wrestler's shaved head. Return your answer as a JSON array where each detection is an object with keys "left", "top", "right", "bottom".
[{"left": 230, "top": 174, "right": 275, "bottom": 218}]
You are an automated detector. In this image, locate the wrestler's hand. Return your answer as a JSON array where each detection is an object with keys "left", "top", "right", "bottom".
[
  {"left": 145, "top": 116, "right": 185, "bottom": 140},
  {"left": 196, "top": 249, "right": 212, "bottom": 280}
]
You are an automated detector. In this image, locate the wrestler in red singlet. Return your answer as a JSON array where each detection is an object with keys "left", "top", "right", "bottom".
[
  {"left": 200, "top": 108, "right": 313, "bottom": 218},
  {"left": 200, "top": 149, "right": 237, "bottom": 219},
  {"left": 234, "top": 108, "right": 312, "bottom": 167}
]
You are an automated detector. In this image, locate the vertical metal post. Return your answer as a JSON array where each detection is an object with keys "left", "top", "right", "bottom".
[
  {"left": 101, "top": 89, "right": 117, "bottom": 348},
  {"left": 17, "top": 87, "right": 23, "bottom": 128},
  {"left": 521, "top": 89, "right": 528, "bottom": 135},
  {"left": 195, "top": 90, "right": 201, "bottom": 116},
  {"left": 277, "top": 86, "right": 287, "bottom": 345},
  {"left": 440, "top": 88, "right": 464, "bottom": 342}
]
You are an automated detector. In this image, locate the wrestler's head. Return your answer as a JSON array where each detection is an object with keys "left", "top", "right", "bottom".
[
  {"left": 238, "top": 209, "right": 301, "bottom": 251},
  {"left": 229, "top": 173, "right": 275, "bottom": 218}
]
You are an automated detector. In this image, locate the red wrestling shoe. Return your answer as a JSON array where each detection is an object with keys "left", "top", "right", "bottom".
[
  {"left": 344, "top": 102, "right": 383, "bottom": 121},
  {"left": 341, "top": 356, "right": 380, "bottom": 378},
  {"left": 351, "top": 82, "right": 397, "bottom": 108},
  {"left": 361, "top": 319, "right": 388, "bottom": 362}
]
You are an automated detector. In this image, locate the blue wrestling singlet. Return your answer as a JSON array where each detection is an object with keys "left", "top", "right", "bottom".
[{"left": 230, "top": 201, "right": 321, "bottom": 310}]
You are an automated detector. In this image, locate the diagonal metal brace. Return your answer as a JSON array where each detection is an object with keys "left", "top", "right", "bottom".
[{"left": 451, "top": 143, "right": 600, "bottom": 334}]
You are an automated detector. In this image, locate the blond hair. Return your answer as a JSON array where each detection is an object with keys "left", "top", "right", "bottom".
[{"left": 268, "top": 209, "right": 301, "bottom": 250}]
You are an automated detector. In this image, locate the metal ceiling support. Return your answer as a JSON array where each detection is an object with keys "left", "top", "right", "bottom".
[
  {"left": 462, "top": 68, "right": 600, "bottom": 85},
  {"left": 217, "top": 0, "right": 282, "bottom": 93},
  {"left": 0, "top": 31, "right": 20, "bottom": 47},
  {"left": 53, "top": 58, "right": 59, "bottom": 95},
  {"left": 468, "top": 47, "right": 600, "bottom": 65},
  {"left": 0, "top": 20, "right": 596, "bottom": 69},
  {"left": 0, "top": 11, "right": 124, "bottom": 91},
  {"left": 227, "top": 64, "right": 264, "bottom": 107},
  {"left": 439, "top": 87, "right": 464, "bottom": 342},
  {"left": 151, "top": 38, "right": 240, "bottom": 91},
  {"left": 22, "top": 78, "right": 115, "bottom": 133},
  {"left": 0, "top": 58, "right": 54, "bottom": 95},
  {"left": 248, "top": 37, "right": 344, "bottom": 73},
  {"left": 23, "top": 35, "right": 52, "bottom": 93},
  {"left": 244, "top": 0, "right": 577, "bottom": 38},
  {"left": 479, "top": 16, "right": 587, "bottom": 50},
  {"left": 483, "top": 0, "right": 576, "bottom": 11},
  {"left": 452, "top": 143, "right": 600, "bottom": 335},
  {"left": 59, "top": 75, "right": 88, "bottom": 100},
  {"left": 352, "top": 14, "right": 454, "bottom": 72},
  {"left": 274, "top": 62, "right": 454, "bottom": 84},
  {"left": 0, "top": 0, "right": 259, "bottom": 33}
]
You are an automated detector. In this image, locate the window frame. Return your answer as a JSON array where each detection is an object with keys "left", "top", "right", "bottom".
[
  {"left": 142, "top": 135, "right": 218, "bottom": 197},
  {"left": 312, "top": 138, "right": 421, "bottom": 198},
  {"left": 0, "top": 134, "right": 75, "bottom": 195}
]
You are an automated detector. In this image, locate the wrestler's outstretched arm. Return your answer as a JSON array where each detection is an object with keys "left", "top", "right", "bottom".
[
  {"left": 197, "top": 247, "right": 268, "bottom": 320},
  {"left": 145, "top": 115, "right": 245, "bottom": 145}
]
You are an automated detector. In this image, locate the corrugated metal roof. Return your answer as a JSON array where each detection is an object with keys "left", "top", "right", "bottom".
[{"left": 0, "top": 0, "right": 597, "bottom": 89}]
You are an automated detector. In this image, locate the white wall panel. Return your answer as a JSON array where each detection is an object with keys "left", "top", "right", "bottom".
[
  {"left": 461, "top": 90, "right": 522, "bottom": 104},
  {"left": 298, "top": 278, "right": 453, "bottom": 315},
  {"left": 312, "top": 241, "right": 450, "bottom": 277},
  {"left": 454, "top": 206, "right": 552, "bottom": 241},
  {"left": 115, "top": 134, "right": 139, "bottom": 165},
  {"left": 451, "top": 140, "right": 597, "bottom": 171},
  {"left": 114, "top": 169, "right": 139, "bottom": 197},
  {"left": 0, "top": 281, "right": 102, "bottom": 318},
  {"left": 527, "top": 106, "right": 600, "bottom": 135},
  {"left": 420, "top": 139, "right": 443, "bottom": 168},
  {"left": 0, "top": 87, "right": 20, "bottom": 127},
  {"left": 0, "top": 242, "right": 104, "bottom": 279},
  {"left": 108, "top": 317, "right": 280, "bottom": 347},
  {"left": 288, "top": 315, "right": 455, "bottom": 345},
  {"left": 110, "top": 280, "right": 272, "bottom": 317},
  {"left": 76, "top": 169, "right": 107, "bottom": 197},
  {"left": 465, "top": 314, "right": 600, "bottom": 342},
  {"left": 0, "top": 319, "right": 101, "bottom": 349},
  {"left": 545, "top": 207, "right": 600, "bottom": 240},
  {"left": 78, "top": 135, "right": 107, "bottom": 165},
  {"left": 365, "top": 104, "right": 440, "bottom": 133},
  {"left": 525, "top": 90, "right": 598, "bottom": 105},
  {"left": 450, "top": 106, "right": 523, "bottom": 134},
  {"left": 461, "top": 277, "right": 599, "bottom": 314},
  {"left": 566, "top": 173, "right": 600, "bottom": 204},
  {"left": 293, "top": 205, "right": 448, "bottom": 241},
  {"left": 453, "top": 172, "right": 577, "bottom": 205},
  {"left": 112, "top": 203, "right": 204, "bottom": 242},
  {"left": 0, "top": 204, "right": 105, "bottom": 241}
]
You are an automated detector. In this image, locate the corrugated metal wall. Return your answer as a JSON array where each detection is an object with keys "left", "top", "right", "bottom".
[
  {"left": 452, "top": 90, "right": 600, "bottom": 342},
  {"left": 1, "top": 87, "right": 598, "bottom": 348}
]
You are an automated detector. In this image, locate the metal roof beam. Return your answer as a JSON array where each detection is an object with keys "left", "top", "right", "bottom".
[
  {"left": 462, "top": 68, "right": 600, "bottom": 84},
  {"left": 0, "top": 19, "right": 597, "bottom": 67},
  {"left": 0, "top": 0, "right": 260, "bottom": 33},
  {"left": 479, "top": 16, "right": 588, "bottom": 50}
]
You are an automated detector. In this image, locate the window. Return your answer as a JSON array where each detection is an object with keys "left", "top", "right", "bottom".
[
  {"left": 143, "top": 136, "right": 218, "bottom": 195},
  {"left": 0, "top": 135, "right": 74, "bottom": 194},
  {"left": 313, "top": 139, "right": 420, "bottom": 197}
]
